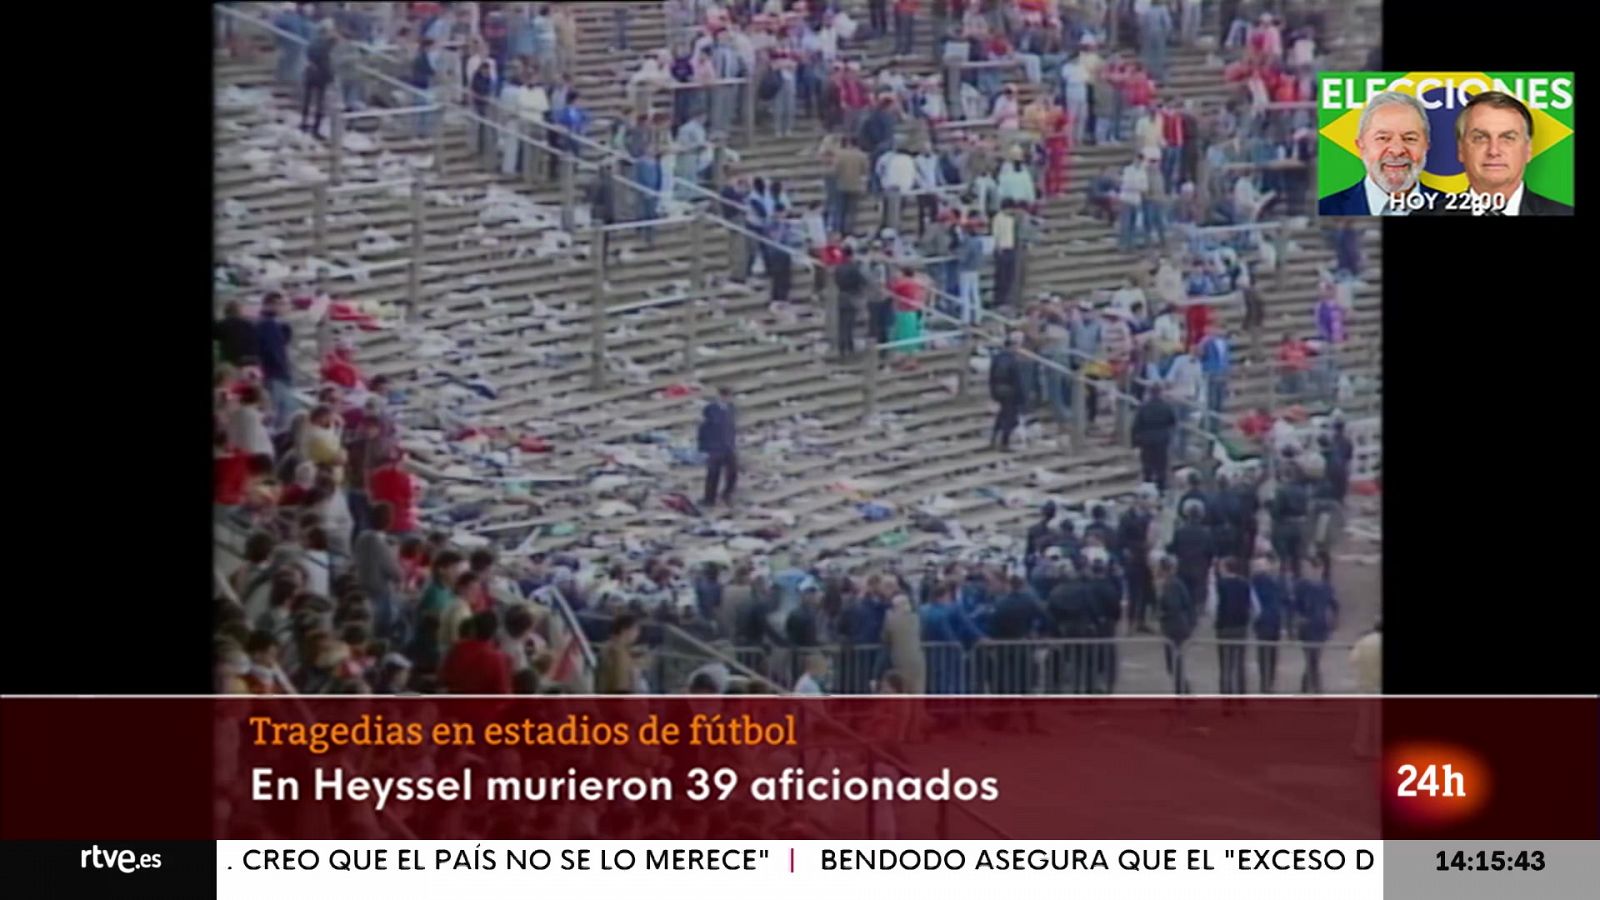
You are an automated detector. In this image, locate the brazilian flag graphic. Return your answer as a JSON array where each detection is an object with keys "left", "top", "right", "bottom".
[{"left": 1317, "top": 72, "right": 1575, "bottom": 206}]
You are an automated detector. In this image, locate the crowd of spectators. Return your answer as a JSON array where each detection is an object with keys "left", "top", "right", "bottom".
[{"left": 216, "top": 1, "right": 1373, "bottom": 698}]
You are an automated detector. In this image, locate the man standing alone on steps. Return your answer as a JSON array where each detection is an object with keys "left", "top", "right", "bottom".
[
  {"left": 699, "top": 385, "right": 739, "bottom": 508},
  {"left": 834, "top": 246, "right": 869, "bottom": 356},
  {"left": 1131, "top": 384, "right": 1178, "bottom": 492},
  {"left": 989, "top": 333, "right": 1028, "bottom": 452}
]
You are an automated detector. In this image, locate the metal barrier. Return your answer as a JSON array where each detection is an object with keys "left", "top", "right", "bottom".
[
  {"left": 653, "top": 632, "right": 1368, "bottom": 696},
  {"left": 680, "top": 637, "right": 1188, "bottom": 695}
]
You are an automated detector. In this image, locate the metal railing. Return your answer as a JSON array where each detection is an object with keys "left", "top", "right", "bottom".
[{"left": 651, "top": 634, "right": 1368, "bottom": 696}]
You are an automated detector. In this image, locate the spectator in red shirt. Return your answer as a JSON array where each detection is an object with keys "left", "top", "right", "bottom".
[
  {"left": 1123, "top": 64, "right": 1155, "bottom": 111},
  {"left": 892, "top": 0, "right": 919, "bottom": 56},
  {"left": 398, "top": 537, "right": 432, "bottom": 594},
  {"left": 241, "top": 454, "right": 281, "bottom": 530},
  {"left": 1158, "top": 98, "right": 1187, "bottom": 192},
  {"left": 439, "top": 610, "right": 513, "bottom": 694},
  {"left": 215, "top": 429, "right": 250, "bottom": 507},
  {"left": 369, "top": 449, "right": 418, "bottom": 535},
  {"left": 467, "top": 549, "right": 498, "bottom": 613},
  {"left": 888, "top": 266, "right": 927, "bottom": 362},
  {"left": 818, "top": 232, "right": 847, "bottom": 268},
  {"left": 279, "top": 462, "right": 318, "bottom": 508},
  {"left": 1276, "top": 331, "right": 1311, "bottom": 398},
  {"left": 321, "top": 341, "right": 364, "bottom": 390},
  {"left": 1238, "top": 406, "right": 1274, "bottom": 442}
]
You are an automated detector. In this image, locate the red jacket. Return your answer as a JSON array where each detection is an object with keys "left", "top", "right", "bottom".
[
  {"left": 889, "top": 276, "right": 926, "bottom": 312},
  {"left": 1124, "top": 74, "right": 1155, "bottom": 109},
  {"left": 840, "top": 76, "right": 869, "bottom": 110},
  {"left": 215, "top": 451, "right": 249, "bottom": 505},
  {"left": 439, "top": 639, "right": 513, "bottom": 695},
  {"left": 1277, "top": 340, "right": 1311, "bottom": 372},
  {"left": 1159, "top": 108, "right": 1186, "bottom": 147},
  {"left": 369, "top": 464, "right": 418, "bottom": 532},
  {"left": 321, "top": 350, "right": 363, "bottom": 390}
]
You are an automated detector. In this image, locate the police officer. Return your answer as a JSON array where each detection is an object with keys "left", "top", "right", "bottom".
[
  {"left": 1269, "top": 461, "right": 1312, "bottom": 581},
  {"left": 1086, "top": 551, "right": 1124, "bottom": 693},
  {"left": 1212, "top": 557, "right": 1255, "bottom": 694},
  {"left": 1025, "top": 502, "right": 1059, "bottom": 566},
  {"left": 1119, "top": 485, "right": 1158, "bottom": 633},
  {"left": 989, "top": 332, "right": 1029, "bottom": 451},
  {"left": 1046, "top": 560, "right": 1094, "bottom": 693},
  {"left": 1250, "top": 553, "right": 1287, "bottom": 693},
  {"left": 1294, "top": 558, "right": 1339, "bottom": 694},
  {"left": 1168, "top": 502, "right": 1215, "bottom": 614},
  {"left": 1156, "top": 554, "right": 1196, "bottom": 694}
]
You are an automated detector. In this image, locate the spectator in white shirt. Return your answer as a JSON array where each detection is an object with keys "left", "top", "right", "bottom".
[
  {"left": 1134, "top": 104, "right": 1165, "bottom": 156},
  {"left": 1061, "top": 56, "right": 1090, "bottom": 142},
  {"left": 878, "top": 147, "right": 917, "bottom": 193},
  {"left": 913, "top": 146, "right": 942, "bottom": 232},
  {"left": 1152, "top": 302, "right": 1185, "bottom": 356},
  {"left": 996, "top": 154, "right": 1037, "bottom": 205},
  {"left": 1111, "top": 279, "right": 1146, "bottom": 316},
  {"left": 1119, "top": 158, "right": 1149, "bottom": 250},
  {"left": 971, "top": 166, "right": 999, "bottom": 217},
  {"left": 497, "top": 77, "right": 526, "bottom": 175},
  {"left": 228, "top": 385, "right": 275, "bottom": 459},
  {"left": 627, "top": 54, "right": 670, "bottom": 117},
  {"left": 793, "top": 652, "right": 831, "bottom": 695},
  {"left": 1163, "top": 347, "right": 1204, "bottom": 459},
  {"left": 991, "top": 84, "right": 1021, "bottom": 130},
  {"left": 465, "top": 40, "right": 497, "bottom": 95},
  {"left": 1180, "top": 0, "right": 1204, "bottom": 45}
]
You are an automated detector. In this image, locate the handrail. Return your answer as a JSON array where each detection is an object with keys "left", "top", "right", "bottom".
[
  {"left": 325, "top": 177, "right": 418, "bottom": 194},
  {"left": 341, "top": 103, "right": 441, "bottom": 121},
  {"left": 530, "top": 582, "right": 599, "bottom": 683},
  {"left": 640, "top": 76, "right": 750, "bottom": 92}
]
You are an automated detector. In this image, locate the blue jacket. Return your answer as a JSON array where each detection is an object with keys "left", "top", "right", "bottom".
[
  {"left": 255, "top": 314, "right": 292, "bottom": 382},
  {"left": 1198, "top": 335, "right": 1230, "bottom": 376},
  {"left": 697, "top": 400, "right": 737, "bottom": 456},
  {"left": 920, "top": 601, "right": 985, "bottom": 648},
  {"left": 990, "top": 590, "right": 1050, "bottom": 639},
  {"left": 1251, "top": 572, "right": 1285, "bottom": 640},
  {"left": 1318, "top": 179, "right": 1445, "bottom": 216},
  {"left": 409, "top": 49, "right": 436, "bottom": 89},
  {"left": 635, "top": 156, "right": 663, "bottom": 192},
  {"left": 840, "top": 596, "right": 889, "bottom": 644},
  {"left": 1214, "top": 575, "right": 1253, "bottom": 631},
  {"left": 556, "top": 104, "right": 589, "bottom": 139},
  {"left": 1294, "top": 579, "right": 1339, "bottom": 642},
  {"left": 694, "top": 577, "right": 722, "bottom": 622}
]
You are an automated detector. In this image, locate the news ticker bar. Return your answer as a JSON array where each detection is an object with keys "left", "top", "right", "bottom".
[{"left": 2, "top": 841, "right": 1596, "bottom": 899}]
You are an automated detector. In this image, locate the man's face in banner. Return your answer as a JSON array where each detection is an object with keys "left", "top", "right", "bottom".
[
  {"left": 1356, "top": 102, "right": 1428, "bottom": 193},
  {"left": 1459, "top": 104, "right": 1533, "bottom": 195}
]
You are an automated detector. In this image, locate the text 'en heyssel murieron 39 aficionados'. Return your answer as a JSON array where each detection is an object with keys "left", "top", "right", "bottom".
[{"left": 250, "top": 765, "right": 1001, "bottom": 812}]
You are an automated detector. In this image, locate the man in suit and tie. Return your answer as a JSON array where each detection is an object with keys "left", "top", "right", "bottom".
[
  {"left": 698, "top": 385, "right": 739, "bottom": 507},
  {"left": 1416, "top": 91, "right": 1574, "bottom": 216},
  {"left": 1319, "top": 91, "right": 1444, "bottom": 216}
]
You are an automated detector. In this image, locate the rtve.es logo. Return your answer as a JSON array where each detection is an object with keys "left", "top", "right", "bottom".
[{"left": 80, "top": 844, "right": 163, "bottom": 874}]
